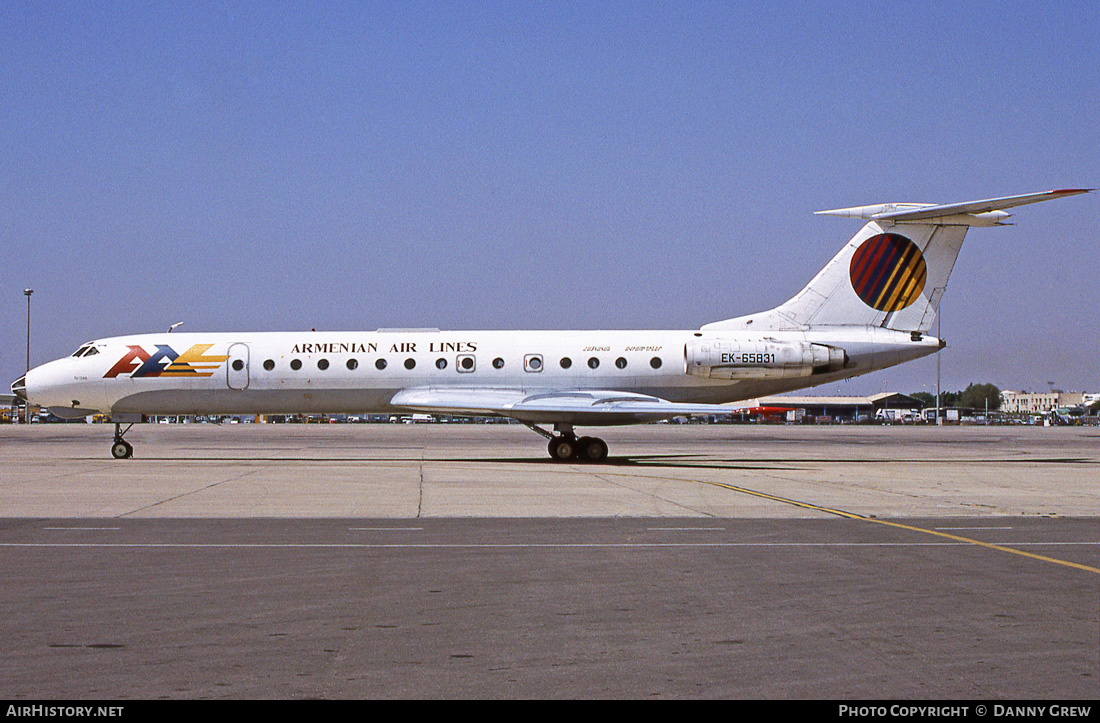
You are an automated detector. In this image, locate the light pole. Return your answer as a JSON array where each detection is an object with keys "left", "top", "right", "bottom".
[
  {"left": 936, "top": 303, "right": 942, "bottom": 426},
  {"left": 23, "top": 289, "right": 33, "bottom": 423}
]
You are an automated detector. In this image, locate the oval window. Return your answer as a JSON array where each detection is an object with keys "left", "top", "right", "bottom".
[
  {"left": 650, "top": 357, "right": 662, "bottom": 369},
  {"left": 492, "top": 357, "right": 505, "bottom": 369},
  {"left": 347, "top": 358, "right": 358, "bottom": 370},
  {"left": 404, "top": 358, "right": 416, "bottom": 370},
  {"left": 588, "top": 357, "right": 600, "bottom": 369},
  {"left": 263, "top": 359, "right": 275, "bottom": 371},
  {"left": 375, "top": 359, "right": 387, "bottom": 370},
  {"left": 560, "top": 357, "right": 572, "bottom": 369},
  {"left": 232, "top": 359, "right": 244, "bottom": 371},
  {"left": 460, "top": 356, "right": 474, "bottom": 370},
  {"left": 290, "top": 359, "right": 302, "bottom": 371},
  {"left": 436, "top": 358, "right": 448, "bottom": 370},
  {"left": 615, "top": 357, "right": 627, "bottom": 369},
  {"left": 318, "top": 359, "right": 329, "bottom": 370}
]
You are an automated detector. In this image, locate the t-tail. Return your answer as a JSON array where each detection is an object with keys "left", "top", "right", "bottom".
[{"left": 703, "top": 189, "right": 1091, "bottom": 334}]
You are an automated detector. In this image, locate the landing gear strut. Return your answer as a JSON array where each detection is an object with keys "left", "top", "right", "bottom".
[
  {"left": 111, "top": 423, "right": 134, "bottom": 459},
  {"left": 525, "top": 423, "right": 609, "bottom": 462}
]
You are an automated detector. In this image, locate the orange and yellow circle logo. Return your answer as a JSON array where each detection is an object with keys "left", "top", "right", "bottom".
[{"left": 849, "top": 233, "right": 927, "bottom": 312}]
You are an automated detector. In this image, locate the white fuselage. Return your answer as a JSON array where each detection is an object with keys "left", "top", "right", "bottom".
[{"left": 23, "top": 326, "right": 940, "bottom": 422}]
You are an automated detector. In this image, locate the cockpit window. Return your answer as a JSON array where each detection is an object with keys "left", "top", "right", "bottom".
[
  {"left": 81, "top": 347, "right": 99, "bottom": 357},
  {"left": 71, "top": 345, "right": 91, "bottom": 357}
]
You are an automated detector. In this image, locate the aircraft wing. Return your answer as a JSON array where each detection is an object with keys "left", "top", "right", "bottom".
[{"left": 388, "top": 387, "right": 735, "bottom": 425}]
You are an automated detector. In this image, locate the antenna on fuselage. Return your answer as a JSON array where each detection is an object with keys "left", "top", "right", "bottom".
[{"left": 167, "top": 321, "right": 183, "bottom": 333}]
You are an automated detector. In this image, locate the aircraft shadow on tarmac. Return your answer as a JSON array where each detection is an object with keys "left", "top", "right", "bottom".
[
  {"left": 450, "top": 455, "right": 1094, "bottom": 471},
  {"left": 102, "top": 453, "right": 1093, "bottom": 473}
]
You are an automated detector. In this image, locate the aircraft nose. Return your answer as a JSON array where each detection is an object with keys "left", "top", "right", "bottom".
[
  {"left": 11, "top": 375, "right": 27, "bottom": 402},
  {"left": 17, "top": 362, "right": 71, "bottom": 410}
]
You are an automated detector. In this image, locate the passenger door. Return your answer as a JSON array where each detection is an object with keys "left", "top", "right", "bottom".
[{"left": 226, "top": 343, "right": 250, "bottom": 390}]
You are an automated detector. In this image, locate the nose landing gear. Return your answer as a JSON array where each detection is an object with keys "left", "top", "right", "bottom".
[{"left": 111, "top": 423, "right": 134, "bottom": 459}]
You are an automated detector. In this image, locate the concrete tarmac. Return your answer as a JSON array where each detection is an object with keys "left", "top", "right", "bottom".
[
  {"left": 2, "top": 423, "right": 1098, "bottom": 518},
  {"left": 0, "top": 423, "right": 1097, "bottom": 698}
]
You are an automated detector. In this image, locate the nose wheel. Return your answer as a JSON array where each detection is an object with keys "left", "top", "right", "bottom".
[{"left": 111, "top": 423, "right": 134, "bottom": 459}]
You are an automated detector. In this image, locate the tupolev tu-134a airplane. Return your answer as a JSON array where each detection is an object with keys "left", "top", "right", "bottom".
[{"left": 12, "top": 188, "right": 1091, "bottom": 461}]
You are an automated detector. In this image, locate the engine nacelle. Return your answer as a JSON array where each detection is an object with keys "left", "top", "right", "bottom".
[{"left": 686, "top": 339, "right": 847, "bottom": 380}]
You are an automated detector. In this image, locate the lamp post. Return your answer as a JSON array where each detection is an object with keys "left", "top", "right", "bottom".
[
  {"left": 23, "top": 289, "right": 33, "bottom": 423},
  {"left": 936, "top": 303, "right": 942, "bottom": 426}
]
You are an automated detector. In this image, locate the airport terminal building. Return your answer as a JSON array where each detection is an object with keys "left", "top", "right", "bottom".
[{"left": 1001, "top": 390, "right": 1085, "bottom": 414}]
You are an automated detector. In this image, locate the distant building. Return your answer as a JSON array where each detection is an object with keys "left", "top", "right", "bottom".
[
  {"left": 1001, "top": 390, "right": 1085, "bottom": 414},
  {"left": 755, "top": 392, "right": 924, "bottom": 422}
]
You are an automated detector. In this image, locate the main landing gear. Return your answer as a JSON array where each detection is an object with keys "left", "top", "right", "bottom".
[
  {"left": 525, "top": 423, "right": 609, "bottom": 462},
  {"left": 111, "top": 423, "right": 134, "bottom": 459}
]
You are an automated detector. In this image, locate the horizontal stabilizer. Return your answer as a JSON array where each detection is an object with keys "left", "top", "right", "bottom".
[{"left": 816, "top": 189, "right": 1092, "bottom": 226}]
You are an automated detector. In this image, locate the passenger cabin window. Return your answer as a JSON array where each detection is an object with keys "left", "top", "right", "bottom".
[
  {"left": 560, "top": 357, "right": 572, "bottom": 369},
  {"left": 615, "top": 357, "right": 627, "bottom": 369},
  {"left": 436, "top": 358, "right": 448, "bottom": 370},
  {"left": 376, "top": 359, "right": 387, "bottom": 370},
  {"left": 232, "top": 359, "right": 245, "bottom": 371},
  {"left": 318, "top": 359, "right": 329, "bottom": 370},
  {"left": 404, "top": 358, "right": 416, "bottom": 370},
  {"left": 346, "top": 359, "right": 358, "bottom": 370},
  {"left": 588, "top": 357, "right": 600, "bottom": 369},
  {"left": 524, "top": 354, "right": 543, "bottom": 373},
  {"left": 650, "top": 357, "right": 662, "bottom": 369},
  {"left": 263, "top": 359, "right": 275, "bottom": 371},
  {"left": 290, "top": 359, "right": 302, "bottom": 370},
  {"left": 457, "top": 354, "right": 475, "bottom": 372},
  {"left": 492, "top": 358, "right": 505, "bottom": 369}
]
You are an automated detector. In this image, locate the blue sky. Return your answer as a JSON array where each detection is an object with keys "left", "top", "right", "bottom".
[{"left": 3, "top": 1, "right": 1097, "bottom": 396}]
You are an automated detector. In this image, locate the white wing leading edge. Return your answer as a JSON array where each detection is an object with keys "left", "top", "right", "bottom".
[{"left": 388, "top": 387, "right": 735, "bottom": 425}]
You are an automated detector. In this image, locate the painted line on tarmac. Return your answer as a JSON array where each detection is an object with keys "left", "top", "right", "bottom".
[
  {"left": 693, "top": 479, "right": 1100, "bottom": 575},
  {"left": 935, "top": 526, "right": 1014, "bottom": 530},
  {"left": 348, "top": 527, "right": 424, "bottom": 531},
  {"left": 861, "top": 518, "right": 1100, "bottom": 575},
  {"left": 0, "top": 541, "right": 1096, "bottom": 549},
  {"left": 647, "top": 527, "right": 725, "bottom": 531},
  {"left": 44, "top": 527, "right": 122, "bottom": 531}
]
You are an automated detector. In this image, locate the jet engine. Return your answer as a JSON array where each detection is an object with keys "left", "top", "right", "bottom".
[{"left": 686, "top": 339, "right": 847, "bottom": 380}]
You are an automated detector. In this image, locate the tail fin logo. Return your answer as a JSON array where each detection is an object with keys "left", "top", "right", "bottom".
[{"left": 849, "top": 233, "right": 927, "bottom": 312}]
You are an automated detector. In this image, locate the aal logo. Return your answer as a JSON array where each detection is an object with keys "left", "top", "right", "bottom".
[
  {"left": 849, "top": 233, "right": 927, "bottom": 312},
  {"left": 104, "top": 344, "right": 229, "bottom": 378}
]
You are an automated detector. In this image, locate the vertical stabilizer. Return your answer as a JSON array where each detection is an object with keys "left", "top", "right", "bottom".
[{"left": 703, "top": 189, "right": 1090, "bottom": 334}]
